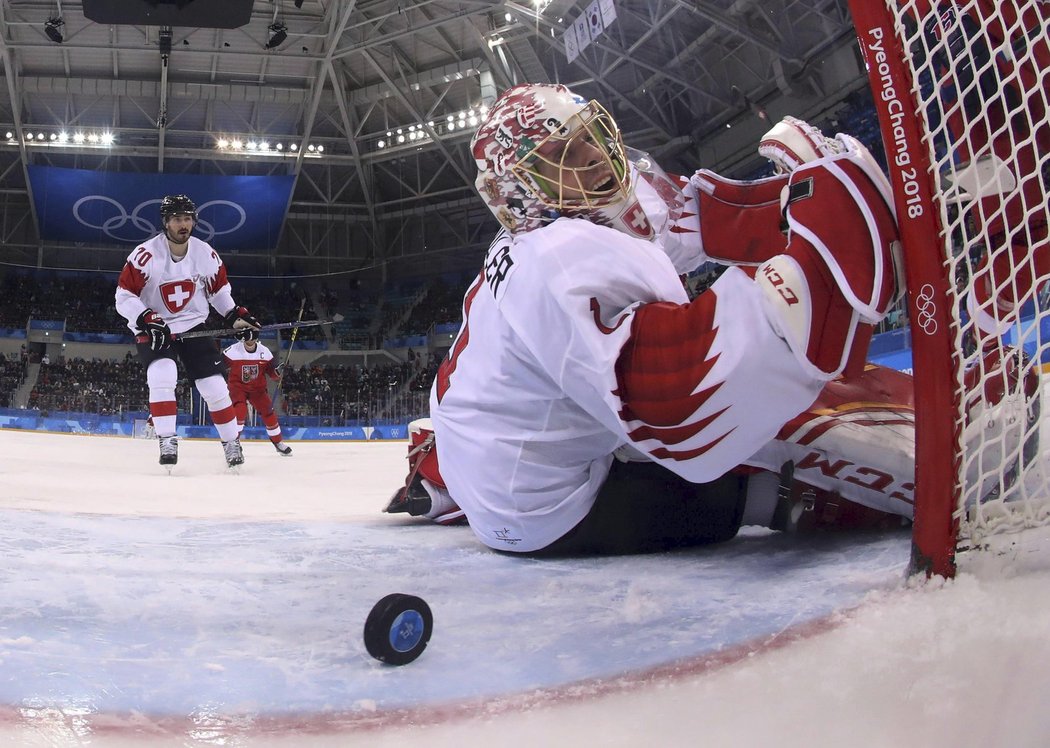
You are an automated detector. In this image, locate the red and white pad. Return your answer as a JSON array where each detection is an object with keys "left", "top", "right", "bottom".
[
  {"left": 756, "top": 152, "right": 901, "bottom": 380},
  {"left": 406, "top": 418, "right": 445, "bottom": 488},
  {"left": 387, "top": 418, "right": 465, "bottom": 525},
  {"left": 744, "top": 363, "right": 917, "bottom": 522}
]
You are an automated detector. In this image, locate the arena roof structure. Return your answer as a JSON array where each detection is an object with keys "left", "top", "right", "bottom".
[{"left": 0, "top": 0, "right": 867, "bottom": 278}]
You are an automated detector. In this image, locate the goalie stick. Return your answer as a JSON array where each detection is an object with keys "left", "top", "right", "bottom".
[{"left": 174, "top": 313, "right": 344, "bottom": 340}]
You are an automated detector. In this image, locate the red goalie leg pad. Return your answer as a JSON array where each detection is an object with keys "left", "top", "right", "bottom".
[
  {"left": 405, "top": 419, "right": 446, "bottom": 490},
  {"left": 756, "top": 152, "right": 900, "bottom": 380},
  {"left": 692, "top": 170, "right": 790, "bottom": 266}
]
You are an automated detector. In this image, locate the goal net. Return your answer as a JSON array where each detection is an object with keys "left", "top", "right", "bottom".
[
  {"left": 848, "top": 0, "right": 1050, "bottom": 576},
  {"left": 133, "top": 418, "right": 156, "bottom": 440}
]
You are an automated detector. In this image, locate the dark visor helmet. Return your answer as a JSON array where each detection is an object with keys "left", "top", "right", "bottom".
[{"left": 159, "top": 194, "right": 198, "bottom": 223}]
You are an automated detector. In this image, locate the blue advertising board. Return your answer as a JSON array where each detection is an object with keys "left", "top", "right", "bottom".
[{"left": 28, "top": 166, "right": 294, "bottom": 250}]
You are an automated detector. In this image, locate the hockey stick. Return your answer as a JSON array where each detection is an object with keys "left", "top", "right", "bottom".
[
  {"left": 270, "top": 296, "right": 307, "bottom": 411},
  {"left": 174, "top": 314, "right": 343, "bottom": 340}
]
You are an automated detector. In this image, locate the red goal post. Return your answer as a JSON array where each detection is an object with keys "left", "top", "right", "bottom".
[{"left": 847, "top": 0, "right": 1050, "bottom": 577}]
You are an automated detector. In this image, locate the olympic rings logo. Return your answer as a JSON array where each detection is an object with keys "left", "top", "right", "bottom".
[
  {"left": 71, "top": 196, "right": 247, "bottom": 242},
  {"left": 915, "top": 283, "right": 938, "bottom": 335}
]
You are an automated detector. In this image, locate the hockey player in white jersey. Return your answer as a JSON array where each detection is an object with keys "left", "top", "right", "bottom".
[
  {"left": 386, "top": 84, "right": 902, "bottom": 554},
  {"left": 115, "top": 194, "right": 261, "bottom": 469}
]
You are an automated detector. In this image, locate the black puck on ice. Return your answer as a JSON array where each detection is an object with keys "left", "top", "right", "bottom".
[{"left": 364, "top": 593, "right": 433, "bottom": 666}]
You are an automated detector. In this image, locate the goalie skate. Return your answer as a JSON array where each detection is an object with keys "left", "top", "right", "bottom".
[{"left": 384, "top": 419, "right": 465, "bottom": 525}]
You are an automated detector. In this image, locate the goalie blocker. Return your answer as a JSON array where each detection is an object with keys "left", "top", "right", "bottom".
[{"left": 756, "top": 151, "right": 900, "bottom": 380}]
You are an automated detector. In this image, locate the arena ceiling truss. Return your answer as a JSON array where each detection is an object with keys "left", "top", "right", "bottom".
[{"left": 0, "top": 0, "right": 865, "bottom": 278}]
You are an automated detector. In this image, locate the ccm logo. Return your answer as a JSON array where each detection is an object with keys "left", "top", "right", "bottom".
[
  {"left": 796, "top": 451, "right": 914, "bottom": 504},
  {"left": 761, "top": 265, "right": 799, "bottom": 305}
]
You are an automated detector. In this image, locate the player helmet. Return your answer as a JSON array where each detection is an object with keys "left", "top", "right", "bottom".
[
  {"left": 159, "top": 194, "right": 197, "bottom": 223},
  {"left": 471, "top": 83, "right": 633, "bottom": 234}
]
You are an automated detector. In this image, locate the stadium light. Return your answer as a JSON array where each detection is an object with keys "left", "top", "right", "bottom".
[
  {"left": 44, "top": 17, "right": 64, "bottom": 44},
  {"left": 266, "top": 23, "right": 288, "bottom": 49}
]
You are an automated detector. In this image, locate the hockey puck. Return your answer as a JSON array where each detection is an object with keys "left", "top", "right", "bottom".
[{"left": 364, "top": 593, "right": 433, "bottom": 666}]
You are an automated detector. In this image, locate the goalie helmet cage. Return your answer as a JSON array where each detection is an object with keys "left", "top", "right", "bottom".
[{"left": 847, "top": 0, "right": 1050, "bottom": 577}]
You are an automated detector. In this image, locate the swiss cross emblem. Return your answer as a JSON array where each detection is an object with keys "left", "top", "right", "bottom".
[
  {"left": 241, "top": 363, "right": 259, "bottom": 384},
  {"left": 623, "top": 202, "right": 653, "bottom": 238},
  {"left": 159, "top": 279, "right": 195, "bottom": 313}
]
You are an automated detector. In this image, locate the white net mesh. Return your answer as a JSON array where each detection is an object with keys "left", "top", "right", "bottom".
[
  {"left": 870, "top": 1, "right": 1050, "bottom": 557},
  {"left": 133, "top": 418, "right": 155, "bottom": 440}
]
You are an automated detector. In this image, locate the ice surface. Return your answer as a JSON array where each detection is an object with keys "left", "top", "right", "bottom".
[{"left": 1, "top": 430, "right": 1048, "bottom": 747}]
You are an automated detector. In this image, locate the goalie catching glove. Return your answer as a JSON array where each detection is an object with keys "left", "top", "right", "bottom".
[
  {"left": 224, "top": 305, "right": 261, "bottom": 341},
  {"left": 754, "top": 118, "right": 902, "bottom": 380},
  {"left": 136, "top": 308, "right": 171, "bottom": 351}
]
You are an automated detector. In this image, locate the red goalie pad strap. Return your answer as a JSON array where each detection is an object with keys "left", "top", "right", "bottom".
[
  {"left": 614, "top": 292, "right": 731, "bottom": 451},
  {"left": 692, "top": 170, "right": 789, "bottom": 266}
]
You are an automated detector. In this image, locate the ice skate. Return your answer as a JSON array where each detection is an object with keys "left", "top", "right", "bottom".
[
  {"left": 158, "top": 435, "right": 178, "bottom": 472},
  {"left": 273, "top": 440, "right": 292, "bottom": 456},
  {"left": 384, "top": 474, "right": 434, "bottom": 517},
  {"left": 222, "top": 438, "right": 245, "bottom": 468},
  {"left": 384, "top": 474, "right": 466, "bottom": 525}
]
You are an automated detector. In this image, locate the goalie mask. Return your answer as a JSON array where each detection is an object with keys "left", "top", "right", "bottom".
[{"left": 472, "top": 83, "right": 657, "bottom": 236}]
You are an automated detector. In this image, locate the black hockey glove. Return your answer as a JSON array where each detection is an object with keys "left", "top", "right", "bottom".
[
  {"left": 225, "top": 306, "right": 261, "bottom": 341},
  {"left": 136, "top": 308, "right": 171, "bottom": 351}
]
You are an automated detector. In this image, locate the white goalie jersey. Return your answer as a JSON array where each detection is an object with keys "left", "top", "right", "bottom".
[{"left": 430, "top": 217, "right": 828, "bottom": 552}]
